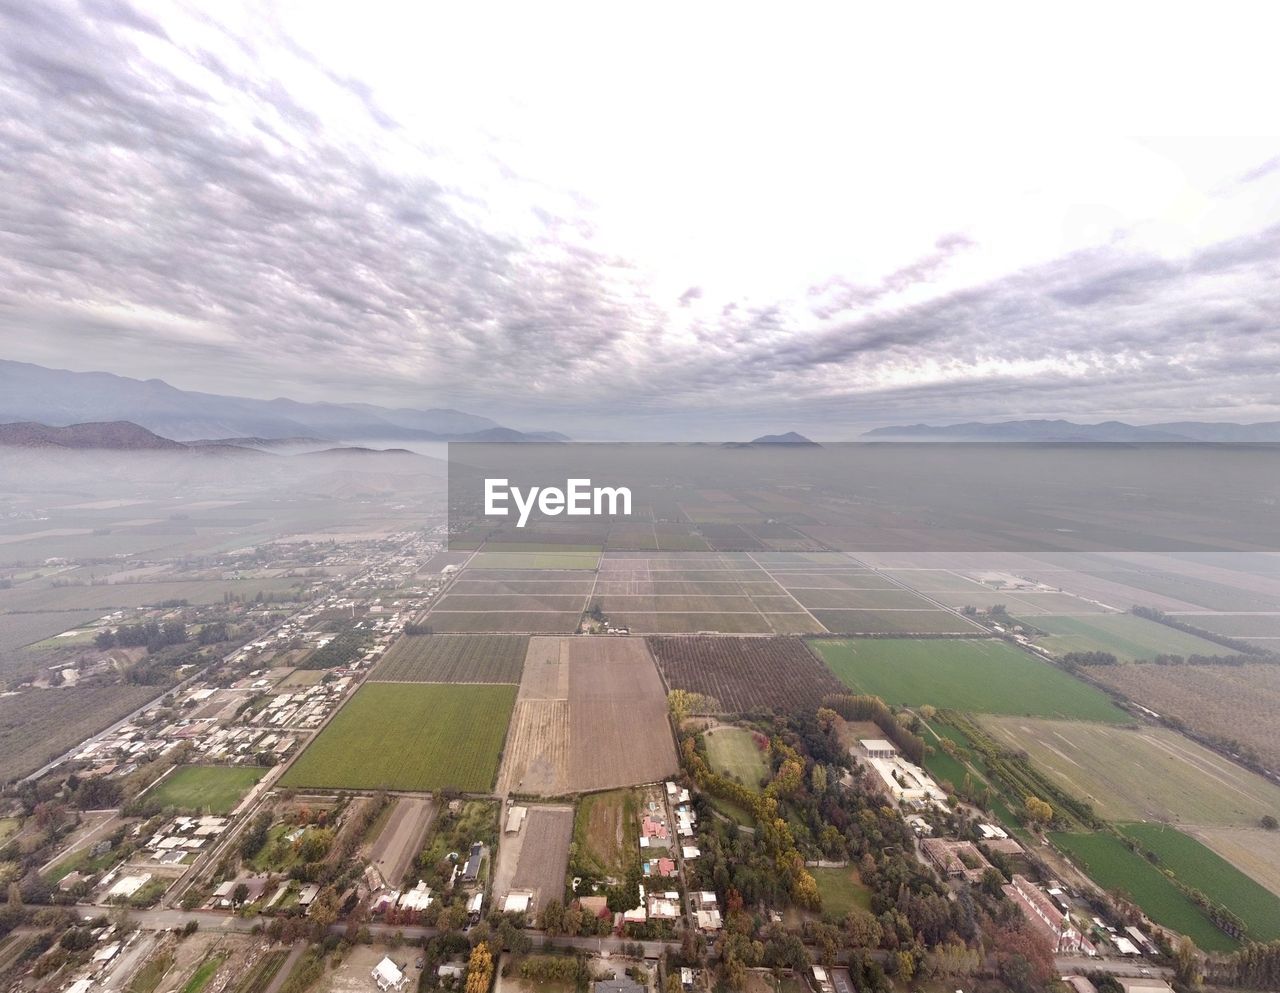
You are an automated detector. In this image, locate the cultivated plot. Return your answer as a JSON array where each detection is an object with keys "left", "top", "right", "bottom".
[
  {"left": 1028, "top": 613, "right": 1237, "bottom": 661},
  {"left": 982, "top": 716, "right": 1280, "bottom": 827},
  {"left": 496, "top": 637, "right": 677, "bottom": 796},
  {"left": 1196, "top": 828, "right": 1280, "bottom": 899},
  {"left": 367, "top": 796, "right": 436, "bottom": 888},
  {"left": 371, "top": 634, "right": 528, "bottom": 683},
  {"left": 647, "top": 636, "right": 845, "bottom": 715},
  {"left": 810, "top": 638, "right": 1128, "bottom": 722},
  {"left": 281, "top": 682, "right": 516, "bottom": 792},
  {"left": 492, "top": 805, "right": 573, "bottom": 915},
  {"left": 1089, "top": 662, "right": 1280, "bottom": 771}
]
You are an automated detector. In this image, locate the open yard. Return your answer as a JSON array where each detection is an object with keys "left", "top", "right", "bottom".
[
  {"left": 371, "top": 634, "right": 527, "bottom": 683},
  {"left": 647, "top": 636, "right": 845, "bottom": 715},
  {"left": 281, "top": 682, "right": 516, "bottom": 792},
  {"left": 143, "top": 765, "right": 265, "bottom": 814},
  {"left": 496, "top": 637, "right": 678, "bottom": 796},
  {"left": 1051, "top": 831, "right": 1235, "bottom": 952},
  {"left": 982, "top": 716, "right": 1280, "bottom": 827},
  {"left": 1028, "top": 613, "right": 1236, "bottom": 661},
  {"left": 812, "top": 865, "right": 874, "bottom": 919},
  {"left": 1118, "top": 822, "right": 1280, "bottom": 942},
  {"left": 572, "top": 789, "right": 637, "bottom": 878},
  {"left": 702, "top": 725, "right": 770, "bottom": 786},
  {"left": 809, "top": 638, "right": 1128, "bottom": 721},
  {"left": 492, "top": 805, "right": 573, "bottom": 915}
]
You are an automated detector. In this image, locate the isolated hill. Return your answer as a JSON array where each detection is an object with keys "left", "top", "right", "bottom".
[
  {"left": 862, "top": 419, "right": 1280, "bottom": 442},
  {"left": 0, "top": 360, "right": 558, "bottom": 442},
  {"left": 750, "top": 431, "right": 819, "bottom": 445},
  {"left": 0, "top": 420, "right": 186, "bottom": 450}
]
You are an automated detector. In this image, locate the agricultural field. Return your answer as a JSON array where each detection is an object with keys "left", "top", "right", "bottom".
[
  {"left": 143, "top": 765, "right": 265, "bottom": 814},
  {"left": 808, "top": 609, "right": 981, "bottom": 634},
  {"left": 702, "top": 725, "right": 770, "bottom": 786},
  {"left": 0, "top": 684, "right": 158, "bottom": 783},
  {"left": 1050, "top": 831, "right": 1235, "bottom": 952},
  {"left": 1089, "top": 661, "right": 1280, "bottom": 771},
  {"left": 466, "top": 550, "right": 600, "bottom": 570},
  {"left": 0, "top": 610, "right": 104, "bottom": 657},
  {"left": 1027, "top": 613, "right": 1236, "bottom": 662},
  {"left": 981, "top": 716, "right": 1280, "bottom": 827},
  {"left": 367, "top": 796, "right": 436, "bottom": 887},
  {"left": 371, "top": 634, "right": 528, "bottom": 683},
  {"left": 1196, "top": 828, "right": 1280, "bottom": 899},
  {"left": 0, "top": 577, "right": 309, "bottom": 612},
  {"left": 647, "top": 636, "right": 846, "bottom": 715},
  {"left": 420, "top": 610, "right": 583, "bottom": 634},
  {"left": 1118, "top": 822, "right": 1280, "bottom": 941},
  {"left": 492, "top": 804, "right": 573, "bottom": 915},
  {"left": 496, "top": 637, "right": 678, "bottom": 796},
  {"left": 809, "top": 638, "right": 1128, "bottom": 722},
  {"left": 281, "top": 682, "right": 516, "bottom": 792},
  {"left": 1169, "top": 613, "right": 1280, "bottom": 638},
  {"left": 812, "top": 865, "right": 874, "bottom": 919},
  {"left": 572, "top": 789, "right": 637, "bottom": 878}
]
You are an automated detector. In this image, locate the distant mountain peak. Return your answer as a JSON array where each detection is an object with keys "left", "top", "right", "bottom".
[
  {"left": 0, "top": 420, "right": 186, "bottom": 450},
  {"left": 750, "top": 431, "right": 819, "bottom": 445}
]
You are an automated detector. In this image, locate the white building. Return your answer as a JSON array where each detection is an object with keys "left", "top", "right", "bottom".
[{"left": 372, "top": 958, "right": 406, "bottom": 992}]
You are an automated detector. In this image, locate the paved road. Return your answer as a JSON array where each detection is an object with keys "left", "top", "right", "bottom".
[{"left": 1055, "top": 955, "right": 1172, "bottom": 979}]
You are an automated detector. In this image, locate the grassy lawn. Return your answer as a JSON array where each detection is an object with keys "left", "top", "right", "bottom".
[
  {"left": 1030, "top": 613, "right": 1236, "bottom": 662},
  {"left": 180, "top": 953, "right": 227, "bottom": 993},
  {"left": 1051, "top": 831, "right": 1235, "bottom": 952},
  {"left": 281, "top": 682, "right": 516, "bottom": 791},
  {"left": 574, "top": 789, "right": 638, "bottom": 878},
  {"left": 703, "top": 726, "right": 769, "bottom": 786},
  {"left": 143, "top": 765, "right": 265, "bottom": 814},
  {"left": 812, "top": 865, "right": 873, "bottom": 918},
  {"left": 809, "top": 637, "right": 1128, "bottom": 722},
  {"left": 1119, "top": 822, "right": 1280, "bottom": 942}
]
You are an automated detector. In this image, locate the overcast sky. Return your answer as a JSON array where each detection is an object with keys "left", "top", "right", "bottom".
[{"left": 2, "top": 2, "right": 1280, "bottom": 438}]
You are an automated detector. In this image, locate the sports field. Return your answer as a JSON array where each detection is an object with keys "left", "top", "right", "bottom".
[
  {"left": 1051, "top": 831, "right": 1235, "bottom": 952},
  {"left": 143, "top": 765, "right": 265, "bottom": 814},
  {"left": 982, "top": 716, "right": 1280, "bottom": 827},
  {"left": 1118, "top": 822, "right": 1280, "bottom": 941},
  {"left": 1030, "top": 613, "right": 1236, "bottom": 662},
  {"left": 281, "top": 683, "right": 516, "bottom": 792},
  {"left": 809, "top": 638, "right": 1128, "bottom": 721},
  {"left": 702, "top": 726, "right": 770, "bottom": 786}
]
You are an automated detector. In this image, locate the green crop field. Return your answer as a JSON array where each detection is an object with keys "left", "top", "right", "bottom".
[
  {"left": 371, "top": 634, "right": 528, "bottom": 683},
  {"left": 812, "top": 866, "right": 874, "bottom": 918},
  {"left": 281, "top": 683, "right": 516, "bottom": 792},
  {"left": 142, "top": 765, "right": 265, "bottom": 813},
  {"left": 810, "top": 609, "right": 980, "bottom": 635},
  {"left": 1051, "top": 831, "right": 1235, "bottom": 952},
  {"left": 1030, "top": 613, "right": 1235, "bottom": 662},
  {"left": 1118, "top": 823, "right": 1280, "bottom": 942},
  {"left": 809, "top": 638, "right": 1128, "bottom": 721},
  {"left": 982, "top": 716, "right": 1280, "bottom": 827},
  {"left": 703, "top": 726, "right": 770, "bottom": 786}
]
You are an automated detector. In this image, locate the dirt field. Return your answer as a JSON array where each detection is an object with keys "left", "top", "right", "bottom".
[
  {"left": 491, "top": 804, "right": 572, "bottom": 914},
  {"left": 318, "top": 944, "right": 424, "bottom": 993},
  {"left": 366, "top": 796, "right": 436, "bottom": 888},
  {"left": 496, "top": 637, "right": 678, "bottom": 796}
]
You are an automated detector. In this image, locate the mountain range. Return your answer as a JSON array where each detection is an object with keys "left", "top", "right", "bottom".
[
  {"left": 862, "top": 419, "right": 1280, "bottom": 442},
  {"left": 0, "top": 360, "right": 567, "bottom": 442}
]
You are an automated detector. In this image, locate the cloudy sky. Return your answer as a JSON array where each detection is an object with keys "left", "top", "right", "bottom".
[{"left": 2, "top": 1, "right": 1279, "bottom": 438}]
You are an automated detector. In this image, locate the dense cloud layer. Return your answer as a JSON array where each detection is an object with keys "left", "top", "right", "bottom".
[{"left": 2, "top": 1, "right": 1279, "bottom": 437}]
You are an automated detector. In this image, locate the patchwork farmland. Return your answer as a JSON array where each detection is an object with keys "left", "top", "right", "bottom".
[
  {"left": 981, "top": 716, "right": 1280, "bottom": 827},
  {"left": 419, "top": 565, "right": 593, "bottom": 633},
  {"left": 496, "top": 636, "right": 678, "bottom": 795},
  {"left": 647, "top": 636, "right": 845, "bottom": 714},
  {"left": 809, "top": 637, "right": 1129, "bottom": 721},
  {"left": 281, "top": 682, "right": 516, "bottom": 792},
  {"left": 371, "top": 634, "right": 528, "bottom": 683},
  {"left": 1027, "top": 612, "right": 1237, "bottom": 661}
]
